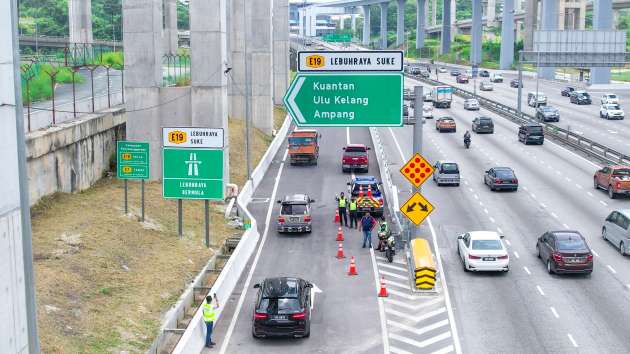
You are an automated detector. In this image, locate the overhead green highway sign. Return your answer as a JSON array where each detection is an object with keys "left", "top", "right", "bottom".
[{"left": 283, "top": 73, "right": 403, "bottom": 127}]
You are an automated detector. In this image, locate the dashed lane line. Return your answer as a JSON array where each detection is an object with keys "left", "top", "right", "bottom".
[
  {"left": 567, "top": 333, "right": 579, "bottom": 348},
  {"left": 550, "top": 307, "right": 560, "bottom": 319},
  {"left": 513, "top": 251, "right": 520, "bottom": 259},
  {"left": 536, "top": 285, "right": 545, "bottom": 296},
  {"left": 607, "top": 265, "right": 617, "bottom": 274},
  {"left": 523, "top": 266, "right": 531, "bottom": 275}
]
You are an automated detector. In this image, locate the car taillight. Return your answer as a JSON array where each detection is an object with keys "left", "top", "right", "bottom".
[
  {"left": 291, "top": 312, "right": 306, "bottom": 320},
  {"left": 304, "top": 216, "right": 311, "bottom": 222},
  {"left": 616, "top": 181, "right": 622, "bottom": 189},
  {"left": 587, "top": 254, "right": 593, "bottom": 262},
  {"left": 552, "top": 252, "right": 563, "bottom": 263},
  {"left": 254, "top": 312, "right": 268, "bottom": 320},
  {"left": 278, "top": 216, "right": 285, "bottom": 223},
  {"left": 512, "top": 179, "right": 518, "bottom": 184},
  {"left": 495, "top": 178, "right": 502, "bottom": 184},
  {"left": 498, "top": 255, "right": 509, "bottom": 260},
  {"left": 468, "top": 254, "right": 481, "bottom": 259}
]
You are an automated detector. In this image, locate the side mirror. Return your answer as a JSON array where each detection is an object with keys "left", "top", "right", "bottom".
[
  {"left": 485, "top": 170, "right": 490, "bottom": 174},
  {"left": 253, "top": 283, "right": 260, "bottom": 289},
  {"left": 277, "top": 200, "right": 281, "bottom": 204},
  {"left": 310, "top": 199, "right": 316, "bottom": 203},
  {"left": 457, "top": 235, "right": 463, "bottom": 240},
  {"left": 500, "top": 235, "right": 505, "bottom": 239},
  {"left": 378, "top": 182, "right": 383, "bottom": 186},
  {"left": 367, "top": 147, "right": 371, "bottom": 150},
  {"left": 306, "top": 283, "right": 313, "bottom": 288},
  {"left": 346, "top": 182, "right": 351, "bottom": 186}
]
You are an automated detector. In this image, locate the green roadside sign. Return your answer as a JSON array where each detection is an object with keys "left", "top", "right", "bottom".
[
  {"left": 323, "top": 33, "right": 352, "bottom": 42},
  {"left": 162, "top": 148, "right": 224, "bottom": 200},
  {"left": 117, "top": 141, "right": 149, "bottom": 179},
  {"left": 283, "top": 73, "right": 403, "bottom": 127}
]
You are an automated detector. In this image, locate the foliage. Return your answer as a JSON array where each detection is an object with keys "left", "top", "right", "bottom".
[
  {"left": 94, "top": 51, "right": 124, "bottom": 70},
  {"left": 21, "top": 63, "right": 84, "bottom": 104},
  {"left": 92, "top": 0, "right": 122, "bottom": 41},
  {"left": 18, "top": 0, "right": 68, "bottom": 37},
  {"left": 178, "top": 1, "right": 190, "bottom": 30}
]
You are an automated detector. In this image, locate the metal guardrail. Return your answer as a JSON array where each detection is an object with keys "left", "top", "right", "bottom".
[{"left": 409, "top": 74, "right": 630, "bottom": 166}]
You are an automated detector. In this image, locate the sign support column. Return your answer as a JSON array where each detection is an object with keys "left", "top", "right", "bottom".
[
  {"left": 413, "top": 86, "right": 423, "bottom": 240},
  {"left": 178, "top": 199, "right": 183, "bottom": 238},
  {"left": 205, "top": 200, "right": 210, "bottom": 247}
]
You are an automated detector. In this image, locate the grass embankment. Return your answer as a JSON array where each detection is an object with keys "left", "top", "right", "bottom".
[{"left": 34, "top": 119, "right": 273, "bottom": 353}]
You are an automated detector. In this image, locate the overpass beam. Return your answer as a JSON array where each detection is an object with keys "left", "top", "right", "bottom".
[
  {"left": 471, "top": 0, "right": 483, "bottom": 65},
  {"left": 362, "top": 5, "right": 371, "bottom": 46},
  {"left": 523, "top": 0, "right": 538, "bottom": 51},
  {"left": 591, "top": 0, "right": 613, "bottom": 84},
  {"left": 68, "top": 0, "right": 93, "bottom": 44},
  {"left": 539, "top": 0, "right": 558, "bottom": 80},
  {"left": 380, "top": 2, "right": 388, "bottom": 49},
  {"left": 441, "top": 0, "right": 452, "bottom": 54},
  {"left": 416, "top": 0, "right": 426, "bottom": 50},
  {"left": 273, "top": 0, "right": 289, "bottom": 105},
  {"left": 397, "top": 0, "right": 405, "bottom": 46},
  {"left": 500, "top": 0, "right": 515, "bottom": 69}
]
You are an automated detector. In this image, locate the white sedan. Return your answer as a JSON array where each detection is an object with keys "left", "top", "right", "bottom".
[
  {"left": 422, "top": 104, "right": 433, "bottom": 119},
  {"left": 463, "top": 98, "right": 480, "bottom": 111},
  {"left": 457, "top": 231, "right": 509, "bottom": 272},
  {"left": 601, "top": 93, "right": 619, "bottom": 105}
]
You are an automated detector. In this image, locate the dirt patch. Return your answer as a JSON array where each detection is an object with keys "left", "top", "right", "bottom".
[
  {"left": 229, "top": 118, "right": 272, "bottom": 188},
  {"left": 274, "top": 105, "right": 287, "bottom": 131}
]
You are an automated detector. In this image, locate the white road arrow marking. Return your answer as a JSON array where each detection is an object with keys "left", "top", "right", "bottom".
[
  {"left": 310, "top": 283, "right": 322, "bottom": 310},
  {"left": 287, "top": 76, "right": 306, "bottom": 124}
]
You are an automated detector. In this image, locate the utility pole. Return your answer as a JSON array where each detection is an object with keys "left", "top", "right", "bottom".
[{"left": 244, "top": 0, "right": 252, "bottom": 181}]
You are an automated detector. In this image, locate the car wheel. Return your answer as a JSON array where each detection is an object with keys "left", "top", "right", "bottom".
[
  {"left": 594, "top": 178, "right": 599, "bottom": 190},
  {"left": 603, "top": 227, "right": 608, "bottom": 240},
  {"left": 536, "top": 244, "right": 541, "bottom": 258},
  {"left": 463, "top": 259, "right": 469, "bottom": 272},
  {"left": 621, "top": 241, "right": 627, "bottom": 256},
  {"left": 606, "top": 114, "right": 610, "bottom": 120},
  {"left": 609, "top": 186, "right": 617, "bottom": 199},
  {"left": 547, "top": 260, "right": 554, "bottom": 274}
]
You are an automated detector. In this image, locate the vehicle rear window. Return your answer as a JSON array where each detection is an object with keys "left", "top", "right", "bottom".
[
  {"left": 605, "top": 104, "right": 621, "bottom": 110},
  {"left": 555, "top": 236, "right": 587, "bottom": 251},
  {"left": 495, "top": 169, "right": 515, "bottom": 178},
  {"left": 472, "top": 239, "right": 503, "bottom": 250},
  {"left": 257, "top": 298, "right": 301, "bottom": 314},
  {"left": 612, "top": 168, "right": 630, "bottom": 176},
  {"left": 541, "top": 106, "right": 556, "bottom": 112},
  {"left": 345, "top": 146, "right": 367, "bottom": 153},
  {"left": 441, "top": 163, "right": 459, "bottom": 173},
  {"left": 608, "top": 94, "right": 617, "bottom": 99},
  {"left": 281, "top": 204, "right": 307, "bottom": 215},
  {"left": 527, "top": 126, "right": 543, "bottom": 133},
  {"left": 479, "top": 118, "right": 492, "bottom": 124},
  {"left": 345, "top": 151, "right": 367, "bottom": 157},
  {"left": 353, "top": 184, "right": 379, "bottom": 194},
  {"left": 288, "top": 137, "right": 315, "bottom": 145}
]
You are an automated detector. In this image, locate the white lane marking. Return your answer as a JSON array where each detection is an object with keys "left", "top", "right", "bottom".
[
  {"left": 592, "top": 249, "right": 600, "bottom": 257},
  {"left": 469, "top": 188, "right": 474, "bottom": 192},
  {"left": 550, "top": 212, "right": 558, "bottom": 219},
  {"left": 389, "top": 332, "right": 452, "bottom": 349},
  {"left": 479, "top": 201, "right": 484, "bottom": 206},
  {"left": 464, "top": 180, "right": 469, "bottom": 185},
  {"left": 567, "top": 333, "right": 579, "bottom": 348},
  {"left": 565, "top": 177, "right": 572, "bottom": 182},
  {"left": 370, "top": 247, "right": 390, "bottom": 353},
  {"left": 387, "top": 319, "right": 450, "bottom": 336},
  {"left": 575, "top": 184, "right": 583, "bottom": 189},
  {"left": 587, "top": 192, "right": 594, "bottom": 197},
  {"left": 376, "top": 255, "right": 407, "bottom": 266},
  {"left": 600, "top": 200, "right": 608, "bottom": 206},
  {"left": 562, "top": 223, "right": 570, "bottom": 229},
  {"left": 523, "top": 186, "right": 528, "bottom": 191},
  {"left": 550, "top": 307, "right": 559, "bottom": 319},
  {"left": 380, "top": 269, "right": 410, "bottom": 280},
  {"left": 389, "top": 126, "right": 462, "bottom": 354},
  {"left": 473, "top": 194, "right": 479, "bottom": 200},
  {"left": 377, "top": 262, "right": 408, "bottom": 272},
  {"left": 385, "top": 279, "right": 413, "bottom": 290},
  {"left": 483, "top": 208, "right": 489, "bottom": 214},
  {"left": 497, "top": 227, "right": 503, "bottom": 234},
  {"left": 390, "top": 346, "right": 414, "bottom": 354},
  {"left": 385, "top": 298, "right": 445, "bottom": 312},
  {"left": 543, "top": 133, "right": 602, "bottom": 169},
  {"left": 523, "top": 266, "right": 531, "bottom": 275},
  {"left": 386, "top": 288, "right": 418, "bottom": 301},
  {"left": 607, "top": 265, "right": 617, "bottom": 274},
  {"left": 505, "top": 239, "right": 511, "bottom": 246},
  {"left": 219, "top": 150, "right": 288, "bottom": 354},
  {"left": 540, "top": 203, "right": 547, "bottom": 208},
  {"left": 429, "top": 345, "right": 455, "bottom": 354},
  {"left": 489, "top": 217, "right": 496, "bottom": 223},
  {"left": 536, "top": 285, "right": 545, "bottom": 296},
  {"left": 513, "top": 251, "right": 520, "bottom": 259},
  {"left": 530, "top": 193, "right": 537, "bottom": 199},
  {"left": 385, "top": 307, "right": 446, "bottom": 323}
]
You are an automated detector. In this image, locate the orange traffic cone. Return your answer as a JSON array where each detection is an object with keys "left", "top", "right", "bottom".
[
  {"left": 359, "top": 185, "right": 364, "bottom": 198},
  {"left": 348, "top": 256, "right": 358, "bottom": 276},
  {"left": 378, "top": 276, "right": 389, "bottom": 297},
  {"left": 367, "top": 185, "right": 373, "bottom": 198},
  {"left": 334, "top": 209, "right": 340, "bottom": 223},
  {"left": 336, "top": 227, "right": 344, "bottom": 241},
  {"left": 336, "top": 243, "right": 345, "bottom": 259}
]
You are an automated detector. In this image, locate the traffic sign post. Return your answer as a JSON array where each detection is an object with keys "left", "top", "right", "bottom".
[
  {"left": 117, "top": 141, "right": 150, "bottom": 221},
  {"left": 284, "top": 73, "right": 403, "bottom": 127},
  {"left": 400, "top": 192, "right": 435, "bottom": 225}
]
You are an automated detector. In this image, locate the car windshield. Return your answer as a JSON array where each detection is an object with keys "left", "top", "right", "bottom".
[
  {"left": 495, "top": 169, "right": 515, "bottom": 178},
  {"left": 555, "top": 236, "right": 587, "bottom": 251},
  {"left": 344, "top": 151, "right": 367, "bottom": 157},
  {"left": 281, "top": 204, "right": 308, "bottom": 215},
  {"left": 472, "top": 239, "right": 503, "bottom": 250},
  {"left": 440, "top": 118, "right": 454, "bottom": 122},
  {"left": 578, "top": 92, "right": 590, "bottom": 98},
  {"left": 605, "top": 104, "right": 621, "bottom": 110},
  {"left": 257, "top": 298, "right": 301, "bottom": 314},
  {"left": 288, "top": 137, "right": 315, "bottom": 145},
  {"left": 612, "top": 168, "right": 630, "bottom": 176},
  {"left": 441, "top": 163, "right": 459, "bottom": 174}
]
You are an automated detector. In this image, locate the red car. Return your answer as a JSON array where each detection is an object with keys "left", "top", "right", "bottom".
[
  {"left": 536, "top": 231, "right": 593, "bottom": 274},
  {"left": 594, "top": 165, "right": 630, "bottom": 199},
  {"left": 456, "top": 75, "right": 469, "bottom": 84},
  {"left": 342, "top": 144, "right": 370, "bottom": 173}
]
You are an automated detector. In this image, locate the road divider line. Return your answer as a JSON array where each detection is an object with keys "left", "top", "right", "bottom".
[
  {"left": 377, "top": 262, "right": 409, "bottom": 272},
  {"left": 567, "top": 333, "right": 579, "bottom": 348},
  {"left": 587, "top": 192, "right": 594, "bottom": 197},
  {"left": 389, "top": 346, "right": 414, "bottom": 354},
  {"left": 562, "top": 223, "right": 570, "bottom": 229},
  {"left": 536, "top": 285, "right": 545, "bottom": 296},
  {"left": 384, "top": 279, "right": 412, "bottom": 290},
  {"left": 489, "top": 217, "right": 496, "bottom": 223},
  {"left": 380, "top": 269, "right": 411, "bottom": 280},
  {"left": 386, "top": 288, "right": 418, "bottom": 300},
  {"left": 550, "top": 212, "right": 558, "bottom": 219},
  {"left": 550, "top": 307, "right": 559, "bottom": 319},
  {"left": 385, "top": 297, "right": 445, "bottom": 312},
  {"left": 600, "top": 200, "right": 608, "bottom": 206},
  {"left": 505, "top": 239, "right": 511, "bottom": 246},
  {"left": 497, "top": 227, "right": 503, "bottom": 234},
  {"left": 607, "top": 265, "right": 617, "bottom": 274},
  {"left": 592, "top": 249, "right": 599, "bottom": 257},
  {"left": 513, "top": 251, "right": 520, "bottom": 259},
  {"left": 523, "top": 266, "right": 531, "bottom": 275}
]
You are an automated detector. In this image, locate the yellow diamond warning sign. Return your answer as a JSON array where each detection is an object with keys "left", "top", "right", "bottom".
[
  {"left": 400, "top": 153, "right": 434, "bottom": 188},
  {"left": 400, "top": 192, "right": 435, "bottom": 225}
]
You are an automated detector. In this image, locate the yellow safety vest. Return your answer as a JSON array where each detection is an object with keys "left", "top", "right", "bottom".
[
  {"left": 203, "top": 302, "right": 217, "bottom": 323},
  {"left": 338, "top": 197, "right": 347, "bottom": 208},
  {"left": 349, "top": 201, "right": 357, "bottom": 211}
]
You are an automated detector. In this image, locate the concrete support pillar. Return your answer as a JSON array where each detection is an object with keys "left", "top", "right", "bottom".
[
  {"left": 298, "top": 10, "right": 304, "bottom": 36},
  {"left": 351, "top": 14, "right": 357, "bottom": 32},
  {"left": 471, "top": 0, "right": 483, "bottom": 65},
  {"left": 515, "top": 0, "right": 523, "bottom": 12},
  {"left": 486, "top": 0, "right": 496, "bottom": 27},
  {"left": 539, "top": 0, "right": 558, "bottom": 80},
  {"left": 123, "top": 0, "right": 164, "bottom": 179},
  {"left": 432, "top": 0, "right": 437, "bottom": 26},
  {"left": 68, "top": 0, "right": 93, "bottom": 44},
  {"left": 396, "top": 0, "right": 405, "bottom": 46},
  {"left": 0, "top": 1, "right": 39, "bottom": 352},
  {"left": 362, "top": 5, "right": 371, "bottom": 46},
  {"left": 230, "top": 0, "right": 246, "bottom": 121},
  {"left": 380, "top": 2, "right": 388, "bottom": 49},
  {"left": 441, "top": 0, "right": 452, "bottom": 54},
  {"left": 450, "top": 0, "right": 457, "bottom": 36},
  {"left": 249, "top": 0, "right": 274, "bottom": 135},
  {"left": 273, "top": 0, "right": 289, "bottom": 106},
  {"left": 191, "top": 0, "right": 230, "bottom": 182},
  {"left": 416, "top": 0, "right": 426, "bottom": 50},
  {"left": 592, "top": 0, "right": 613, "bottom": 84},
  {"left": 340, "top": 15, "right": 345, "bottom": 29},
  {"left": 524, "top": 0, "right": 538, "bottom": 51},
  {"left": 163, "top": 0, "right": 178, "bottom": 54},
  {"left": 500, "top": 0, "right": 515, "bottom": 69}
]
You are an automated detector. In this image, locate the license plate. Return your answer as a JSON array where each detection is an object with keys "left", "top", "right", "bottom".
[
  {"left": 482, "top": 257, "right": 496, "bottom": 261},
  {"left": 290, "top": 217, "right": 299, "bottom": 222},
  {"left": 272, "top": 315, "right": 287, "bottom": 320}
]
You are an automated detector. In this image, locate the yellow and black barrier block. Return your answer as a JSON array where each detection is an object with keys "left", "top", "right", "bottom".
[{"left": 410, "top": 238, "right": 437, "bottom": 290}]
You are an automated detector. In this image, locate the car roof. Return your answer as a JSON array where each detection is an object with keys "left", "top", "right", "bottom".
[
  {"left": 492, "top": 167, "right": 514, "bottom": 172},
  {"left": 261, "top": 277, "right": 302, "bottom": 298},
  {"left": 436, "top": 160, "right": 457, "bottom": 165},
  {"left": 468, "top": 231, "right": 501, "bottom": 240},
  {"left": 549, "top": 230, "right": 585, "bottom": 240},
  {"left": 290, "top": 130, "right": 318, "bottom": 137},
  {"left": 615, "top": 209, "right": 630, "bottom": 218},
  {"left": 345, "top": 143, "right": 367, "bottom": 149},
  {"left": 282, "top": 194, "right": 310, "bottom": 204},
  {"left": 439, "top": 116, "right": 454, "bottom": 120}
]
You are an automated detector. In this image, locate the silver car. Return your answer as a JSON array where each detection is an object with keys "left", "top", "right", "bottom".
[
  {"left": 277, "top": 194, "right": 315, "bottom": 233},
  {"left": 603, "top": 209, "right": 630, "bottom": 255},
  {"left": 464, "top": 98, "right": 480, "bottom": 111},
  {"left": 479, "top": 81, "right": 494, "bottom": 91},
  {"left": 433, "top": 161, "right": 460, "bottom": 186}
]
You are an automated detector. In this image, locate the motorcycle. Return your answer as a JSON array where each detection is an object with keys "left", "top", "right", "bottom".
[
  {"left": 377, "top": 230, "right": 389, "bottom": 252},
  {"left": 385, "top": 235, "right": 396, "bottom": 263},
  {"left": 464, "top": 136, "right": 471, "bottom": 149}
]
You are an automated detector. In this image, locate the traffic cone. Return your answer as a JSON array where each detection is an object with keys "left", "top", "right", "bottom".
[
  {"left": 378, "top": 276, "right": 389, "bottom": 297},
  {"left": 367, "top": 185, "right": 373, "bottom": 198},
  {"left": 359, "top": 186, "right": 364, "bottom": 198},
  {"left": 336, "top": 243, "right": 345, "bottom": 259},
  {"left": 336, "top": 227, "right": 344, "bottom": 241},
  {"left": 334, "top": 209, "right": 340, "bottom": 223},
  {"left": 348, "top": 256, "right": 358, "bottom": 276}
]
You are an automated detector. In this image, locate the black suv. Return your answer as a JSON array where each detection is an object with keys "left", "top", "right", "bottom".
[
  {"left": 536, "top": 106, "right": 560, "bottom": 122},
  {"left": 518, "top": 123, "right": 544, "bottom": 145},
  {"left": 570, "top": 91, "right": 591, "bottom": 105},
  {"left": 561, "top": 86, "right": 575, "bottom": 97},
  {"left": 252, "top": 277, "right": 312, "bottom": 338},
  {"left": 472, "top": 116, "right": 494, "bottom": 133}
]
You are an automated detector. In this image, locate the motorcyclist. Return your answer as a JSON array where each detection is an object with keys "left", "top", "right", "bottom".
[
  {"left": 464, "top": 130, "right": 471, "bottom": 147},
  {"left": 377, "top": 221, "right": 390, "bottom": 251}
]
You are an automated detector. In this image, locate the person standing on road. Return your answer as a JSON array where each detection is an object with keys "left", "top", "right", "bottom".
[
  {"left": 360, "top": 212, "right": 376, "bottom": 248},
  {"left": 349, "top": 197, "right": 358, "bottom": 229},
  {"left": 203, "top": 294, "right": 219, "bottom": 348},
  {"left": 336, "top": 192, "right": 348, "bottom": 227}
]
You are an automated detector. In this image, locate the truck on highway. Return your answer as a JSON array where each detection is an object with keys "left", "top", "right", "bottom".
[
  {"left": 432, "top": 86, "right": 453, "bottom": 108},
  {"left": 287, "top": 129, "right": 320, "bottom": 165}
]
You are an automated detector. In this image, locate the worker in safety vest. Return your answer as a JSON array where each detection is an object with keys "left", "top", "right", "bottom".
[
  {"left": 336, "top": 192, "right": 348, "bottom": 227},
  {"left": 203, "top": 294, "right": 219, "bottom": 348},
  {"left": 349, "top": 197, "right": 358, "bottom": 229}
]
